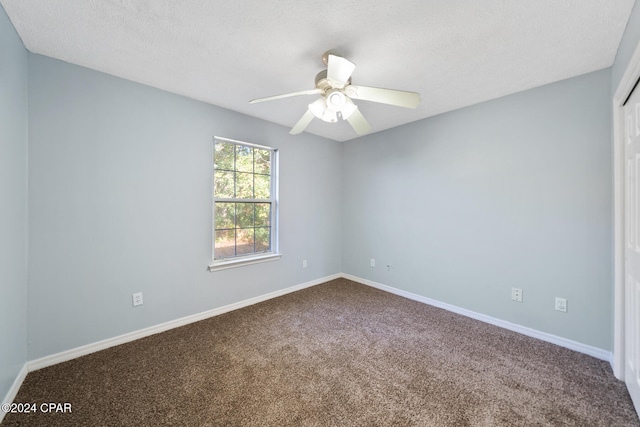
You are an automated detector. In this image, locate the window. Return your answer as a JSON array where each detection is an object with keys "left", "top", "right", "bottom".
[{"left": 209, "top": 137, "right": 279, "bottom": 270}]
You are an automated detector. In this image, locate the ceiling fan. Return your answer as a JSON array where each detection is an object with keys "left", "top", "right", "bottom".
[{"left": 249, "top": 51, "right": 421, "bottom": 136}]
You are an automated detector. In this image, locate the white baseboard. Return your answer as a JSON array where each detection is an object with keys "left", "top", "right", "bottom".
[
  {"left": 28, "top": 273, "right": 341, "bottom": 372},
  {"left": 341, "top": 273, "right": 613, "bottom": 363},
  {"left": 0, "top": 363, "right": 28, "bottom": 424}
]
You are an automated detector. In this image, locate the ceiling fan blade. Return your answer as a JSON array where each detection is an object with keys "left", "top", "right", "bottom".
[
  {"left": 289, "top": 109, "right": 315, "bottom": 135},
  {"left": 327, "top": 54, "right": 356, "bottom": 88},
  {"left": 250, "top": 89, "right": 322, "bottom": 104},
  {"left": 346, "top": 108, "right": 372, "bottom": 135},
  {"left": 345, "top": 85, "right": 420, "bottom": 108}
]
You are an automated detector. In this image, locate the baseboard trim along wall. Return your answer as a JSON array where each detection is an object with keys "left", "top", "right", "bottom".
[
  {"left": 0, "top": 364, "right": 28, "bottom": 423},
  {"left": 4, "top": 271, "right": 612, "bottom": 412},
  {"left": 341, "top": 273, "right": 613, "bottom": 363},
  {"left": 27, "top": 273, "right": 342, "bottom": 373}
]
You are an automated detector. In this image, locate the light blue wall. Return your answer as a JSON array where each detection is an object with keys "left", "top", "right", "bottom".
[
  {"left": 27, "top": 54, "right": 342, "bottom": 360},
  {"left": 342, "top": 69, "right": 613, "bottom": 350},
  {"left": 0, "top": 5, "right": 28, "bottom": 402}
]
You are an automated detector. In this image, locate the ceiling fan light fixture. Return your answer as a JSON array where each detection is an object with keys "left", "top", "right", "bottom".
[
  {"left": 309, "top": 97, "right": 338, "bottom": 123},
  {"left": 309, "top": 98, "right": 327, "bottom": 119},
  {"left": 326, "top": 90, "right": 346, "bottom": 112},
  {"left": 322, "top": 109, "right": 338, "bottom": 123},
  {"left": 340, "top": 97, "right": 357, "bottom": 119}
]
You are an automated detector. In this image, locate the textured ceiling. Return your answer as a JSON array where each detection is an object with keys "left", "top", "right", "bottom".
[{"left": 1, "top": 0, "right": 635, "bottom": 141}]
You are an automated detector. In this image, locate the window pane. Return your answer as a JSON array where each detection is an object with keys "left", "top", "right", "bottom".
[
  {"left": 254, "top": 149, "right": 270, "bottom": 175},
  {"left": 236, "top": 172, "right": 253, "bottom": 199},
  {"left": 215, "top": 202, "right": 235, "bottom": 229},
  {"left": 255, "top": 203, "right": 271, "bottom": 227},
  {"left": 236, "top": 203, "right": 254, "bottom": 229},
  {"left": 255, "top": 227, "right": 271, "bottom": 252},
  {"left": 214, "top": 142, "right": 235, "bottom": 171},
  {"left": 214, "top": 171, "right": 235, "bottom": 198},
  {"left": 236, "top": 228, "right": 255, "bottom": 255},
  {"left": 213, "top": 140, "right": 276, "bottom": 262},
  {"left": 254, "top": 174, "right": 270, "bottom": 199},
  {"left": 236, "top": 145, "right": 253, "bottom": 173},
  {"left": 215, "top": 229, "right": 235, "bottom": 259}
]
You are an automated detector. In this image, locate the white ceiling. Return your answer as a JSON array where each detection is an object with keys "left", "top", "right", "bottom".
[{"left": 1, "top": 0, "right": 635, "bottom": 141}]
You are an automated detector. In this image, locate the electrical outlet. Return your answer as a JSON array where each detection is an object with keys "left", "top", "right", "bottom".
[
  {"left": 370, "top": 259, "right": 375, "bottom": 267},
  {"left": 555, "top": 297, "right": 567, "bottom": 312},
  {"left": 132, "top": 292, "right": 143, "bottom": 307},
  {"left": 302, "top": 259, "right": 308, "bottom": 268},
  {"left": 511, "top": 288, "right": 523, "bottom": 302}
]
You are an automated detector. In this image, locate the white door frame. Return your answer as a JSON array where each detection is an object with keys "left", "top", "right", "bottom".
[{"left": 613, "top": 41, "right": 640, "bottom": 380}]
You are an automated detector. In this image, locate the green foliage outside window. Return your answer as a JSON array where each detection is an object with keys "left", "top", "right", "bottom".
[{"left": 213, "top": 140, "right": 274, "bottom": 259}]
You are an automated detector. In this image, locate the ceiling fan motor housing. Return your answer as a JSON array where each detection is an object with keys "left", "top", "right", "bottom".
[{"left": 315, "top": 70, "right": 351, "bottom": 91}]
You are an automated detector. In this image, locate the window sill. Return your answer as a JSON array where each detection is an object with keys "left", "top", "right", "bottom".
[{"left": 208, "top": 253, "right": 281, "bottom": 272}]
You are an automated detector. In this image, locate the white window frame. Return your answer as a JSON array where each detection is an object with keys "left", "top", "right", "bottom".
[{"left": 208, "top": 136, "right": 280, "bottom": 272}]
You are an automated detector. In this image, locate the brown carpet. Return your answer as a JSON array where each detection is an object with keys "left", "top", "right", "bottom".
[{"left": 2, "top": 278, "right": 638, "bottom": 426}]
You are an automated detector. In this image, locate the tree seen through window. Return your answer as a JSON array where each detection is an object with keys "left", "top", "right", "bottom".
[{"left": 213, "top": 140, "right": 274, "bottom": 259}]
